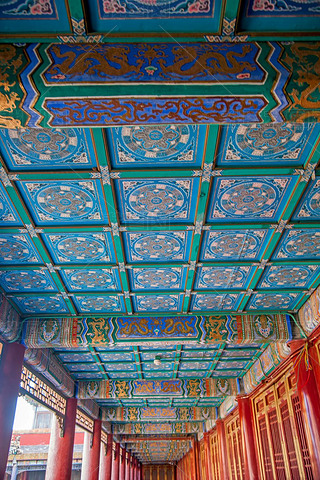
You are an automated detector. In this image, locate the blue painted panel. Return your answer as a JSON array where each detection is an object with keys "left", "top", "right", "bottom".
[
  {"left": 272, "top": 229, "right": 320, "bottom": 260},
  {"left": 246, "top": 292, "right": 302, "bottom": 310},
  {"left": 17, "top": 180, "right": 108, "bottom": 226},
  {"left": 0, "top": 234, "right": 43, "bottom": 265},
  {"left": 105, "top": 363, "right": 136, "bottom": 371},
  {"left": 129, "top": 267, "right": 187, "bottom": 291},
  {"left": 71, "top": 372, "right": 104, "bottom": 380},
  {"left": 194, "top": 265, "right": 254, "bottom": 290},
  {"left": 108, "top": 372, "right": 138, "bottom": 379},
  {"left": 57, "top": 353, "right": 93, "bottom": 362},
  {"left": 292, "top": 179, "right": 320, "bottom": 221},
  {"left": 132, "top": 294, "right": 184, "bottom": 312},
  {"left": 123, "top": 231, "right": 193, "bottom": 263},
  {"left": 207, "top": 176, "right": 295, "bottom": 222},
  {"left": 0, "top": 0, "right": 71, "bottom": 33},
  {"left": 10, "top": 295, "right": 69, "bottom": 314},
  {"left": 72, "top": 294, "right": 126, "bottom": 313},
  {"left": 190, "top": 293, "right": 240, "bottom": 311},
  {"left": 84, "top": 1, "right": 222, "bottom": 34},
  {"left": 0, "top": 128, "right": 97, "bottom": 171},
  {"left": 144, "top": 372, "right": 172, "bottom": 379},
  {"left": 200, "top": 229, "right": 270, "bottom": 261},
  {"left": 258, "top": 265, "right": 320, "bottom": 289},
  {"left": 0, "top": 183, "right": 22, "bottom": 226},
  {"left": 216, "top": 361, "right": 249, "bottom": 369},
  {"left": 67, "top": 364, "right": 100, "bottom": 372},
  {"left": 114, "top": 178, "right": 199, "bottom": 224},
  {"left": 0, "top": 269, "right": 57, "bottom": 293},
  {"left": 60, "top": 268, "right": 121, "bottom": 291},
  {"left": 216, "top": 123, "right": 320, "bottom": 167},
  {"left": 239, "top": 0, "right": 320, "bottom": 32},
  {"left": 106, "top": 125, "right": 206, "bottom": 169},
  {"left": 99, "top": 353, "right": 133, "bottom": 361},
  {"left": 179, "top": 371, "right": 206, "bottom": 378},
  {"left": 42, "top": 232, "right": 116, "bottom": 264}
]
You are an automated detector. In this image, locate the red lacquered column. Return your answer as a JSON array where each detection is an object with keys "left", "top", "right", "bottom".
[
  {"left": 45, "top": 397, "right": 77, "bottom": 480},
  {"left": 125, "top": 452, "right": 130, "bottom": 480},
  {"left": 129, "top": 457, "right": 134, "bottom": 480},
  {"left": 111, "top": 443, "right": 120, "bottom": 480},
  {"left": 0, "top": 342, "right": 25, "bottom": 480},
  {"left": 237, "top": 396, "right": 259, "bottom": 480},
  {"left": 290, "top": 340, "right": 320, "bottom": 478},
  {"left": 119, "top": 448, "right": 126, "bottom": 480},
  {"left": 216, "top": 419, "right": 229, "bottom": 480},
  {"left": 81, "top": 419, "right": 102, "bottom": 480},
  {"left": 99, "top": 434, "right": 113, "bottom": 480},
  {"left": 204, "top": 432, "right": 213, "bottom": 480}
]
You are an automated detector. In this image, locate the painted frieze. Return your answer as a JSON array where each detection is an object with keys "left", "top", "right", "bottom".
[
  {"left": 299, "top": 283, "right": 320, "bottom": 334},
  {"left": 243, "top": 342, "right": 290, "bottom": 392},
  {"left": 113, "top": 422, "right": 204, "bottom": 434},
  {"left": 0, "top": 292, "right": 21, "bottom": 342},
  {"left": 78, "top": 378, "right": 239, "bottom": 399},
  {"left": 21, "top": 313, "right": 292, "bottom": 347}
]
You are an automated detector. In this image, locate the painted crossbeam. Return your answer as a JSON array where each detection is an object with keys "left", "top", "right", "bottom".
[
  {"left": 0, "top": 42, "right": 319, "bottom": 128},
  {"left": 102, "top": 406, "right": 216, "bottom": 422},
  {"left": 78, "top": 378, "right": 239, "bottom": 400},
  {"left": 114, "top": 423, "right": 204, "bottom": 434},
  {"left": 21, "top": 314, "right": 292, "bottom": 348}
]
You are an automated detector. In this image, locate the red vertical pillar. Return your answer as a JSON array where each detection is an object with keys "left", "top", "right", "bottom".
[
  {"left": 216, "top": 419, "right": 229, "bottom": 480},
  {"left": 290, "top": 340, "right": 320, "bottom": 478},
  {"left": 99, "top": 434, "right": 113, "bottom": 480},
  {"left": 111, "top": 442, "right": 120, "bottom": 480},
  {"left": 45, "top": 397, "right": 77, "bottom": 480},
  {"left": 204, "top": 433, "right": 212, "bottom": 480},
  {"left": 0, "top": 342, "right": 25, "bottom": 480},
  {"left": 134, "top": 458, "right": 137, "bottom": 480},
  {"left": 129, "top": 457, "right": 133, "bottom": 480},
  {"left": 237, "top": 396, "right": 259, "bottom": 480},
  {"left": 81, "top": 419, "right": 102, "bottom": 480},
  {"left": 119, "top": 448, "right": 126, "bottom": 480},
  {"left": 125, "top": 452, "right": 130, "bottom": 480},
  {"left": 193, "top": 439, "right": 201, "bottom": 480}
]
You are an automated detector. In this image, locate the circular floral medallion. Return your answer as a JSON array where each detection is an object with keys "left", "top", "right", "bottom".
[{"left": 132, "top": 234, "right": 184, "bottom": 260}]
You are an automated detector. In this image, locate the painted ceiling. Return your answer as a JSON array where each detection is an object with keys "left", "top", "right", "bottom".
[
  {"left": 0, "top": 0, "right": 320, "bottom": 39},
  {"left": 0, "top": 122, "right": 319, "bottom": 463},
  {"left": 0, "top": 124, "right": 319, "bottom": 318}
]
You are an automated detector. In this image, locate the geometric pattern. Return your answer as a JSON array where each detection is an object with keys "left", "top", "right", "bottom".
[
  {"left": 190, "top": 293, "right": 239, "bottom": 311},
  {"left": 292, "top": 179, "right": 320, "bottom": 221},
  {"left": 106, "top": 125, "right": 206, "bottom": 169},
  {"left": 216, "top": 123, "right": 319, "bottom": 167},
  {"left": 60, "top": 268, "right": 121, "bottom": 291},
  {"left": 42, "top": 232, "right": 116, "bottom": 264},
  {"left": 272, "top": 229, "right": 320, "bottom": 260},
  {"left": 132, "top": 294, "right": 184, "bottom": 312},
  {"left": 258, "top": 265, "right": 320, "bottom": 289},
  {"left": 16, "top": 180, "right": 108, "bottom": 225},
  {"left": 207, "top": 177, "right": 294, "bottom": 222},
  {"left": 0, "top": 269, "right": 57, "bottom": 292},
  {"left": 72, "top": 295, "right": 126, "bottom": 313},
  {"left": 194, "top": 266, "right": 253, "bottom": 290},
  {"left": 246, "top": 292, "right": 301, "bottom": 310},
  {"left": 200, "top": 230, "right": 270, "bottom": 261},
  {"left": 0, "top": 183, "right": 22, "bottom": 226},
  {"left": 114, "top": 178, "right": 200, "bottom": 223},
  {"left": 0, "top": 128, "right": 97, "bottom": 170},
  {"left": 123, "top": 231, "right": 193, "bottom": 263},
  {"left": 129, "top": 267, "right": 187, "bottom": 291},
  {"left": 10, "top": 295, "right": 69, "bottom": 314},
  {"left": 0, "top": 234, "right": 43, "bottom": 264}
]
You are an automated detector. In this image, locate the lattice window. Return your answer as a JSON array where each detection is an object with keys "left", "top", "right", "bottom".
[
  {"left": 101, "top": 429, "right": 108, "bottom": 445},
  {"left": 209, "top": 430, "right": 221, "bottom": 480},
  {"left": 268, "top": 408, "right": 286, "bottom": 480},
  {"left": 280, "top": 400, "right": 300, "bottom": 479},
  {"left": 292, "top": 394, "right": 314, "bottom": 480},
  {"left": 20, "top": 365, "right": 66, "bottom": 415},
  {"left": 225, "top": 412, "right": 244, "bottom": 480},
  {"left": 258, "top": 416, "right": 274, "bottom": 480},
  {"left": 76, "top": 408, "right": 94, "bottom": 433}
]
